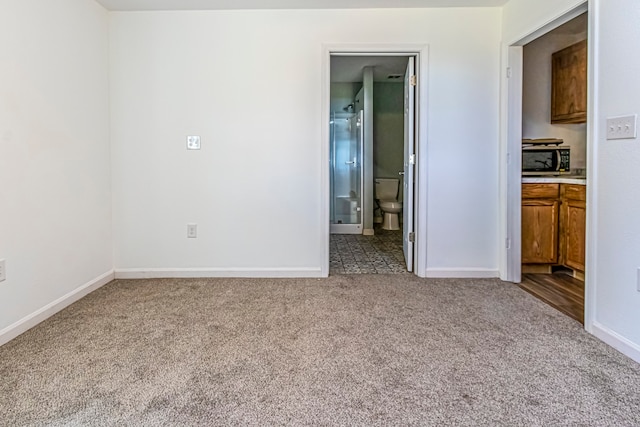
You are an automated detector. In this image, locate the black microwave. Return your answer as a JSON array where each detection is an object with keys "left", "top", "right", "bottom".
[{"left": 522, "top": 146, "right": 570, "bottom": 176}]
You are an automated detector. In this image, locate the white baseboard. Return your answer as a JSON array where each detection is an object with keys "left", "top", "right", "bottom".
[
  {"left": 114, "top": 267, "right": 324, "bottom": 279},
  {"left": 425, "top": 268, "right": 500, "bottom": 278},
  {"left": 0, "top": 270, "right": 115, "bottom": 347},
  {"left": 590, "top": 321, "right": 640, "bottom": 364}
]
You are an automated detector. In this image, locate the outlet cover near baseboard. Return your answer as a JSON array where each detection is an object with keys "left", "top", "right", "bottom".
[{"left": 187, "top": 224, "right": 197, "bottom": 238}]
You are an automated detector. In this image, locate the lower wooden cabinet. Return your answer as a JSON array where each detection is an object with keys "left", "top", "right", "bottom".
[
  {"left": 522, "top": 183, "right": 585, "bottom": 274},
  {"left": 522, "top": 199, "right": 559, "bottom": 264},
  {"left": 560, "top": 184, "right": 586, "bottom": 272}
]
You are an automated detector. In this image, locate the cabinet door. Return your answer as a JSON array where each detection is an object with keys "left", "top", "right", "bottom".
[
  {"left": 551, "top": 40, "right": 587, "bottom": 124},
  {"left": 563, "top": 199, "right": 586, "bottom": 271},
  {"left": 522, "top": 200, "right": 559, "bottom": 264}
]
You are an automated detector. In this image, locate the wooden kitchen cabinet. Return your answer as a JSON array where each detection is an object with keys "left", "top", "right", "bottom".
[
  {"left": 522, "top": 184, "right": 560, "bottom": 265},
  {"left": 551, "top": 39, "right": 587, "bottom": 124},
  {"left": 560, "top": 184, "right": 586, "bottom": 273},
  {"left": 522, "top": 183, "right": 586, "bottom": 276}
]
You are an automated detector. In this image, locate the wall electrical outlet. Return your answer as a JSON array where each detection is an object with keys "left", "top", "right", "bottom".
[
  {"left": 0, "top": 259, "right": 6, "bottom": 282},
  {"left": 187, "top": 135, "right": 201, "bottom": 150},
  {"left": 606, "top": 115, "right": 637, "bottom": 140},
  {"left": 187, "top": 224, "right": 197, "bottom": 238}
]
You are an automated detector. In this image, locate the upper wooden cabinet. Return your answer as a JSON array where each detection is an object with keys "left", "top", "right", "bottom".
[{"left": 551, "top": 40, "right": 587, "bottom": 124}]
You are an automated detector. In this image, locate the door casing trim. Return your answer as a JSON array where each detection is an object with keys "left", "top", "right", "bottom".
[{"left": 321, "top": 43, "right": 429, "bottom": 277}]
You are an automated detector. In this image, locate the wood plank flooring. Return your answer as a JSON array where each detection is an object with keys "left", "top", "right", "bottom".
[{"left": 519, "top": 272, "right": 584, "bottom": 324}]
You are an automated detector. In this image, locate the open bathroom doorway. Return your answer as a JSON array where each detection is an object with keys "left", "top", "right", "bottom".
[{"left": 326, "top": 51, "right": 421, "bottom": 275}]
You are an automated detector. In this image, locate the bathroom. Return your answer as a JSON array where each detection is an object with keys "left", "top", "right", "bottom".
[{"left": 329, "top": 55, "right": 411, "bottom": 274}]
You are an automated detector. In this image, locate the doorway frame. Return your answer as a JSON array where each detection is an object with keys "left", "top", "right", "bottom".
[
  {"left": 500, "top": 2, "right": 594, "bottom": 327},
  {"left": 321, "top": 44, "right": 429, "bottom": 278}
]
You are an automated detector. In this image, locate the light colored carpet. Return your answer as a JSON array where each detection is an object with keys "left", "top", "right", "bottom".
[{"left": 1, "top": 275, "right": 639, "bottom": 426}]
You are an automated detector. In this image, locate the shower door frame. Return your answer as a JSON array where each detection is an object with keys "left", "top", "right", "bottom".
[
  {"left": 321, "top": 43, "right": 430, "bottom": 278},
  {"left": 330, "top": 110, "right": 364, "bottom": 234}
]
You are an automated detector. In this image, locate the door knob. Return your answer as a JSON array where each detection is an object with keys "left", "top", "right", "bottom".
[{"left": 399, "top": 171, "right": 405, "bottom": 176}]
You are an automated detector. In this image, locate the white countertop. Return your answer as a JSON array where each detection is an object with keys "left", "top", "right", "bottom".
[{"left": 522, "top": 176, "right": 586, "bottom": 185}]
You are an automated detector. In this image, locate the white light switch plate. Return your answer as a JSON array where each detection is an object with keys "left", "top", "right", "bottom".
[
  {"left": 187, "top": 136, "right": 201, "bottom": 150},
  {"left": 606, "top": 115, "right": 637, "bottom": 140}
]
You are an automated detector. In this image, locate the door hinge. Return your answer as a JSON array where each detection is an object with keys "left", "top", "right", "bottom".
[
  {"left": 409, "top": 154, "right": 416, "bottom": 165},
  {"left": 409, "top": 232, "right": 415, "bottom": 243},
  {"left": 506, "top": 67, "right": 512, "bottom": 78},
  {"left": 410, "top": 75, "right": 417, "bottom": 86},
  {"left": 505, "top": 238, "right": 511, "bottom": 249}
]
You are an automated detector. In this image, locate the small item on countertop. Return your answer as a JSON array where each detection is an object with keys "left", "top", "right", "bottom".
[{"left": 522, "top": 138, "right": 564, "bottom": 146}]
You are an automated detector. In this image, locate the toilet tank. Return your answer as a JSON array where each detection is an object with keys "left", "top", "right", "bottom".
[{"left": 375, "top": 178, "right": 399, "bottom": 200}]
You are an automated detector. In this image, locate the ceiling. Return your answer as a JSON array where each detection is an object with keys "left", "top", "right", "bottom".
[
  {"left": 331, "top": 56, "right": 410, "bottom": 83},
  {"left": 95, "top": 0, "right": 508, "bottom": 11}
]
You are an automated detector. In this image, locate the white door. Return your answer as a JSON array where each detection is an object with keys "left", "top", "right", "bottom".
[{"left": 403, "top": 57, "right": 416, "bottom": 272}]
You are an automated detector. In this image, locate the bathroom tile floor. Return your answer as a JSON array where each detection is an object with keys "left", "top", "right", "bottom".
[{"left": 330, "top": 225, "right": 408, "bottom": 275}]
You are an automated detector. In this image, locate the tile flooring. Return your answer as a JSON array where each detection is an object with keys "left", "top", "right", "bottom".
[{"left": 330, "top": 225, "right": 408, "bottom": 275}]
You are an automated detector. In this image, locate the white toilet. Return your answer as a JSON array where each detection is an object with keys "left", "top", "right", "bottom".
[{"left": 375, "top": 178, "right": 402, "bottom": 231}]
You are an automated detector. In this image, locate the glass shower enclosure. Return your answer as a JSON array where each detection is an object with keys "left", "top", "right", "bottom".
[{"left": 330, "top": 110, "right": 364, "bottom": 234}]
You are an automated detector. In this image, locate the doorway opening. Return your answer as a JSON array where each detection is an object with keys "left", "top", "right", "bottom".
[
  {"left": 504, "top": 6, "right": 589, "bottom": 324},
  {"left": 327, "top": 52, "right": 418, "bottom": 275}
]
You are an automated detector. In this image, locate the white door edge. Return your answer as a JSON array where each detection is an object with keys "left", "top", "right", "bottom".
[{"left": 403, "top": 56, "right": 415, "bottom": 272}]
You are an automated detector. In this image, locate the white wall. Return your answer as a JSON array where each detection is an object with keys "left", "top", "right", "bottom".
[
  {"left": 373, "top": 83, "right": 404, "bottom": 183},
  {"left": 522, "top": 15, "right": 587, "bottom": 171},
  {"left": 591, "top": 0, "right": 640, "bottom": 360},
  {"left": 330, "top": 83, "right": 360, "bottom": 114},
  {"left": 109, "top": 8, "right": 502, "bottom": 277},
  {"left": 0, "top": 0, "right": 112, "bottom": 340}
]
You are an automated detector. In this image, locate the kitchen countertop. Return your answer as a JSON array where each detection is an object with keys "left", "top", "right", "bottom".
[{"left": 522, "top": 176, "right": 586, "bottom": 185}]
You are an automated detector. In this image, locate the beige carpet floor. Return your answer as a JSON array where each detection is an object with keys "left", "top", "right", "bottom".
[{"left": 1, "top": 275, "right": 639, "bottom": 426}]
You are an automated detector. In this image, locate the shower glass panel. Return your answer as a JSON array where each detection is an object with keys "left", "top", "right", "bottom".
[{"left": 330, "top": 110, "right": 363, "bottom": 234}]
